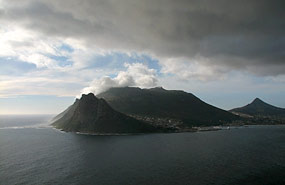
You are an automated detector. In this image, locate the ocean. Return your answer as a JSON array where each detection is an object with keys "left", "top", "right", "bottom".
[{"left": 0, "top": 115, "right": 285, "bottom": 185}]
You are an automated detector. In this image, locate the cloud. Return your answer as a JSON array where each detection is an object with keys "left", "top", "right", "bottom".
[
  {"left": 0, "top": 57, "right": 37, "bottom": 75},
  {"left": 0, "top": 76, "right": 82, "bottom": 98},
  {"left": 160, "top": 56, "right": 229, "bottom": 81},
  {"left": 0, "top": 24, "right": 72, "bottom": 69},
  {"left": 1, "top": 0, "right": 285, "bottom": 77},
  {"left": 80, "top": 63, "right": 158, "bottom": 95},
  {"left": 1, "top": 0, "right": 285, "bottom": 105}
]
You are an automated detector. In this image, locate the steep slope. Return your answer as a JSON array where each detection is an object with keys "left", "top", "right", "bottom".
[
  {"left": 51, "top": 93, "right": 157, "bottom": 133},
  {"left": 230, "top": 98, "right": 285, "bottom": 118},
  {"left": 97, "top": 87, "right": 238, "bottom": 126}
]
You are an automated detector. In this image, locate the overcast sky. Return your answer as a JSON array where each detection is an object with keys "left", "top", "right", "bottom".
[{"left": 0, "top": 0, "right": 285, "bottom": 114}]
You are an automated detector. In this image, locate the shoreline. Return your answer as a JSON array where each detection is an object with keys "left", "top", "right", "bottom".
[
  {"left": 51, "top": 124, "right": 285, "bottom": 136},
  {"left": 50, "top": 125, "right": 233, "bottom": 136}
]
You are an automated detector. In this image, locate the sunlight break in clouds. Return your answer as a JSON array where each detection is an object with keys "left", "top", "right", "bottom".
[{"left": 80, "top": 63, "right": 158, "bottom": 95}]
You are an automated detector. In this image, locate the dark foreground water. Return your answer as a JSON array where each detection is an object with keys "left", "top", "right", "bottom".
[{"left": 1, "top": 115, "right": 285, "bottom": 185}]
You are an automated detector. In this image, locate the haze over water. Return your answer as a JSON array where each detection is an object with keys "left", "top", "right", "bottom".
[{"left": 1, "top": 115, "right": 285, "bottom": 185}]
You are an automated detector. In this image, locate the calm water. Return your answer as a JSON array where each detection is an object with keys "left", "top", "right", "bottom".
[{"left": 1, "top": 115, "right": 285, "bottom": 185}]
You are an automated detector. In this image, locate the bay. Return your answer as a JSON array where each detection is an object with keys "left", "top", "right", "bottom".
[{"left": 1, "top": 115, "right": 285, "bottom": 185}]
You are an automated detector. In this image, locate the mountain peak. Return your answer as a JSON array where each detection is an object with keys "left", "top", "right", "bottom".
[
  {"left": 51, "top": 92, "right": 156, "bottom": 133},
  {"left": 149, "top": 86, "right": 166, "bottom": 91},
  {"left": 80, "top": 93, "right": 97, "bottom": 101},
  {"left": 231, "top": 97, "right": 285, "bottom": 117},
  {"left": 252, "top": 98, "right": 264, "bottom": 104}
]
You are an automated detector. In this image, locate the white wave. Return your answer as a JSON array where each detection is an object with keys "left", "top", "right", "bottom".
[
  {"left": 51, "top": 127, "right": 67, "bottom": 134},
  {"left": 0, "top": 124, "right": 52, "bottom": 130}
]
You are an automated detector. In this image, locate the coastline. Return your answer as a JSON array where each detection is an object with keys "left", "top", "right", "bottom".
[
  {"left": 50, "top": 125, "right": 231, "bottom": 136},
  {"left": 51, "top": 124, "right": 285, "bottom": 136}
]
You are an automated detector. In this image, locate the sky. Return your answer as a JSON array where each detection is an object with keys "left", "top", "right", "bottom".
[{"left": 0, "top": 0, "right": 285, "bottom": 114}]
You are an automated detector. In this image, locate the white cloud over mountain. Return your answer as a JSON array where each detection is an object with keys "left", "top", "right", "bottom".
[{"left": 80, "top": 63, "right": 158, "bottom": 95}]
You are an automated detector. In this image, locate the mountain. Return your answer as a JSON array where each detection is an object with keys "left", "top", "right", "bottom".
[
  {"left": 51, "top": 93, "right": 157, "bottom": 134},
  {"left": 230, "top": 98, "right": 285, "bottom": 118},
  {"left": 97, "top": 87, "right": 238, "bottom": 126}
]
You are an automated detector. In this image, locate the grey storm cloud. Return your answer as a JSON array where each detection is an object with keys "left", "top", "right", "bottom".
[{"left": 1, "top": 0, "right": 285, "bottom": 76}]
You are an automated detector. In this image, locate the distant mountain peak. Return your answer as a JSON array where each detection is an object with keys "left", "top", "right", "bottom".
[
  {"left": 231, "top": 97, "right": 285, "bottom": 117},
  {"left": 249, "top": 98, "right": 273, "bottom": 108},
  {"left": 252, "top": 98, "right": 263, "bottom": 104}
]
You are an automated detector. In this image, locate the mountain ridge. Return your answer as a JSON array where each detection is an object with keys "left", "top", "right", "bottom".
[
  {"left": 51, "top": 87, "right": 285, "bottom": 133},
  {"left": 97, "top": 86, "right": 239, "bottom": 127}
]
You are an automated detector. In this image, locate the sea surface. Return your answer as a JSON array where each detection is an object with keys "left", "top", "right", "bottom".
[{"left": 1, "top": 115, "right": 285, "bottom": 185}]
